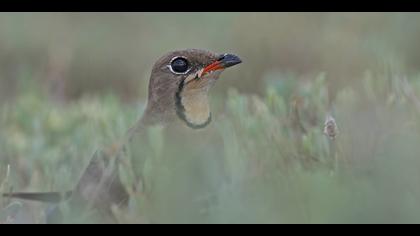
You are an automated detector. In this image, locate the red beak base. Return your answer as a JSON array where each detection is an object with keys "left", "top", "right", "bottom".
[
  {"left": 201, "top": 53, "right": 242, "bottom": 76},
  {"left": 202, "top": 61, "right": 224, "bottom": 75}
]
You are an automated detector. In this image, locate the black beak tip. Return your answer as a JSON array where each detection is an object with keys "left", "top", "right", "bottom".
[{"left": 219, "top": 53, "right": 242, "bottom": 68}]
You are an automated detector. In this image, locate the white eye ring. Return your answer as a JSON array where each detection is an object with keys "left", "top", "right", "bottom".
[{"left": 167, "top": 56, "right": 191, "bottom": 75}]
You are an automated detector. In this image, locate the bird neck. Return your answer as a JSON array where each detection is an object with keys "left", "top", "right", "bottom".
[{"left": 175, "top": 81, "right": 212, "bottom": 129}]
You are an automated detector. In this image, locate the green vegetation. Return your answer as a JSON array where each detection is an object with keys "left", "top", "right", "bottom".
[{"left": 2, "top": 13, "right": 420, "bottom": 223}]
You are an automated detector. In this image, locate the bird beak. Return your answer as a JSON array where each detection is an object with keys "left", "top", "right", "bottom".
[{"left": 201, "top": 53, "right": 242, "bottom": 76}]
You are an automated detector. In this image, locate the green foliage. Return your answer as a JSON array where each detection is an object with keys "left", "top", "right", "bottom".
[
  {"left": 2, "top": 69, "right": 420, "bottom": 223},
  {"left": 2, "top": 13, "right": 420, "bottom": 223}
]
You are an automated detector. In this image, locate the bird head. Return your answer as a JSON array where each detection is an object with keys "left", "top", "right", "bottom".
[{"left": 143, "top": 49, "right": 242, "bottom": 129}]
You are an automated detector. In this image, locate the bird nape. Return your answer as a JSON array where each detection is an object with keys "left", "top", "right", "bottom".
[{"left": 1, "top": 49, "right": 242, "bottom": 223}]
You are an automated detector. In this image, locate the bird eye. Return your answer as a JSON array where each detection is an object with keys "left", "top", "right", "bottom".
[{"left": 170, "top": 57, "right": 189, "bottom": 74}]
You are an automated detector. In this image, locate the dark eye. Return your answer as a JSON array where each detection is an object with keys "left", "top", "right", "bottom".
[{"left": 170, "top": 57, "right": 189, "bottom": 73}]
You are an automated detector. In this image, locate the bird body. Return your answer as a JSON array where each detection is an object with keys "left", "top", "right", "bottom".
[{"left": 2, "top": 49, "right": 241, "bottom": 223}]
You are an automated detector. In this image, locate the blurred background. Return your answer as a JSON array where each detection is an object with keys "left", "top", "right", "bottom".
[
  {"left": 1, "top": 12, "right": 419, "bottom": 104},
  {"left": 2, "top": 13, "right": 420, "bottom": 223}
]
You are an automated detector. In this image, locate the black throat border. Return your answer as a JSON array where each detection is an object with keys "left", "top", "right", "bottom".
[{"left": 175, "top": 79, "right": 212, "bottom": 129}]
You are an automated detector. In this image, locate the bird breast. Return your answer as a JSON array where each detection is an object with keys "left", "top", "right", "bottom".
[{"left": 179, "top": 87, "right": 211, "bottom": 127}]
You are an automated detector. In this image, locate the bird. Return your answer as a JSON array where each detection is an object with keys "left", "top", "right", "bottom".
[{"left": 1, "top": 49, "right": 242, "bottom": 223}]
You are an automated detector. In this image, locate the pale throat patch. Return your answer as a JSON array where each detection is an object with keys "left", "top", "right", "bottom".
[{"left": 179, "top": 87, "right": 211, "bottom": 126}]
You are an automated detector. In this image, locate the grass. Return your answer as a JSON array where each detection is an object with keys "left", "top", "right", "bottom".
[{"left": 2, "top": 68, "right": 420, "bottom": 223}]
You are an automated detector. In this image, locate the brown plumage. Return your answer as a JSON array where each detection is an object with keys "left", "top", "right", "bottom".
[{"left": 2, "top": 49, "right": 241, "bottom": 223}]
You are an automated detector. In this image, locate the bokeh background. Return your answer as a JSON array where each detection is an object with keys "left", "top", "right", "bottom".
[
  {"left": 1, "top": 12, "right": 420, "bottom": 103},
  {"left": 2, "top": 13, "right": 420, "bottom": 223}
]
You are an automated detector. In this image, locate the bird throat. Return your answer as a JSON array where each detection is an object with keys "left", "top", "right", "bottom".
[{"left": 175, "top": 80, "right": 212, "bottom": 129}]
